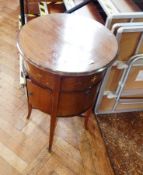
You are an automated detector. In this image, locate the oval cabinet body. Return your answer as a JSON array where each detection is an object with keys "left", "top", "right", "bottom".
[
  {"left": 17, "top": 14, "right": 118, "bottom": 151},
  {"left": 25, "top": 60, "right": 104, "bottom": 116}
]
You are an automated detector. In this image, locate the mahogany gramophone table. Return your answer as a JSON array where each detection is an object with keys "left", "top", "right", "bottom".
[{"left": 17, "top": 14, "right": 118, "bottom": 151}]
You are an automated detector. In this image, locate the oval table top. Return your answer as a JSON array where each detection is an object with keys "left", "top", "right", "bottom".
[{"left": 17, "top": 14, "right": 118, "bottom": 76}]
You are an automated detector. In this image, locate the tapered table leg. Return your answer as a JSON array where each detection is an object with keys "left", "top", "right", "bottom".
[
  {"left": 84, "top": 107, "right": 92, "bottom": 130},
  {"left": 48, "top": 116, "right": 57, "bottom": 152},
  {"left": 27, "top": 103, "right": 32, "bottom": 119},
  {"left": 48, "top": 77, "right": 61, "bottom": 152}
]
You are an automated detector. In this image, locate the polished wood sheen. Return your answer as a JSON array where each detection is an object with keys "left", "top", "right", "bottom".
[
  {"left": 17, "top": 14, "right": 118, "bottom": 151},
  {"left": 1, "top": 1, "right": 142, "bottom": 174},
  {"left": 18, "top": 14, "right": 117, "bottom": 75}
]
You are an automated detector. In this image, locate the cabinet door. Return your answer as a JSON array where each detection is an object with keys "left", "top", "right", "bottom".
[
  {"left": 27, "top": 79, "right": 52, "bottom": 114},
  {"left": 58, "top": 84, "right": 98, "bottom": 116}
]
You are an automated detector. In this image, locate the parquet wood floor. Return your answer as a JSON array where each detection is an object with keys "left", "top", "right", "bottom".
[{"left": 0, "top": 0, "right": 113, "bottom": 175}]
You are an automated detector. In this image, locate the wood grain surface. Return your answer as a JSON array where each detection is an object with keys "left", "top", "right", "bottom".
[
  {"left": 18, "top": 14, "right": 118, "bottom": 75},
  {"left": 0, "top": 2, "right": 114, "bottom": 174},
  {"left": 1, "top": 0, "right": 143, "bottom": 174}
]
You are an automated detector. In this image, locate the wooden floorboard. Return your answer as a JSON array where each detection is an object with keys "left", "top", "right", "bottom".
[{"left": 0, "top": 0, "right": 114, "bottom": 174}]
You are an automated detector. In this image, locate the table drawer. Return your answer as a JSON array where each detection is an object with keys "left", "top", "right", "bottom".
[
  {"left": 61, "top": 73, "right": 103, "bottom": 91},
  {"left": 25, "top": 61, "right": 56, "bottom": 90},
  {"left": 25, "top": 61, "right": 104, "bottom": 91}
]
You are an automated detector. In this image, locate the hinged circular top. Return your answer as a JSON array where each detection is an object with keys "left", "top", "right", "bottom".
[{"left": 17, "top": 14, "right": 118, "bottom": 76}]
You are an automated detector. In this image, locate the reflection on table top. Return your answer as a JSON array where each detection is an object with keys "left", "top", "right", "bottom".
[{"left": 18, "top": 14, "right": 118, "bottom": 76}]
